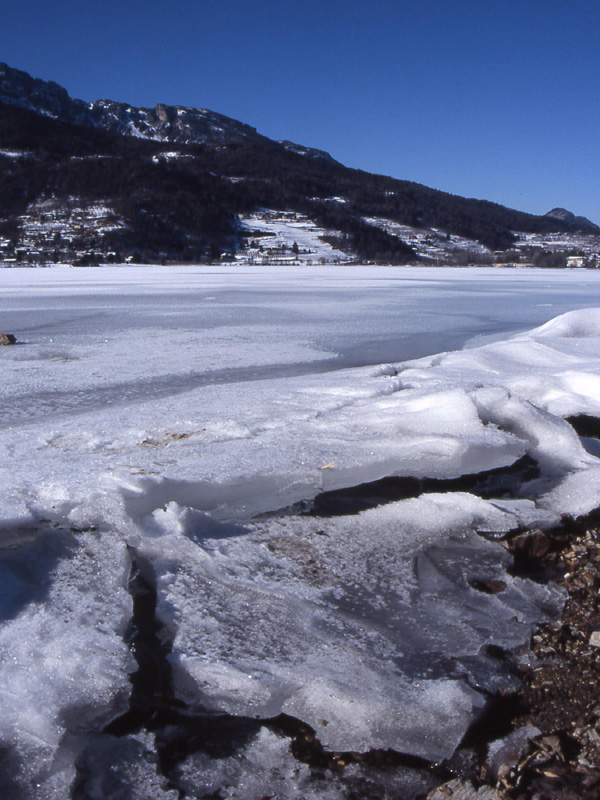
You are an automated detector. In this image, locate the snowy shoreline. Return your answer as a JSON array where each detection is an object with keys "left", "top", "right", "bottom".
[{"left": 2, "top": 266, "right": 600, "bottom": 797}]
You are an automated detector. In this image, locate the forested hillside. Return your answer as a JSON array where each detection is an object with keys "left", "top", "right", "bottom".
[{"left": 0, "top": 63, "right": 597, "bottom": 265}]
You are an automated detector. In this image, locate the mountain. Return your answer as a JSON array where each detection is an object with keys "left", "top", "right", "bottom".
[
  {"left": 0, "top": 62, "right": 335, "bottom": 156},
  {"left": 545, "top": 207, "right": 599, "bottom": 233},
  {"left": 0, "top": 62, "right": 598, "bottom": 266}
]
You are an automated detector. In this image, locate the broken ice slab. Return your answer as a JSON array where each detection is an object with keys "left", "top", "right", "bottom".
[
  {"left": 74, "top": 732, "right": 178, "bottom": 800},
  {"left": 171, "top": 725, "right": 437, "bottom": 800},
  {"left": 0, "top": 524, "right": 134, "bottom": 796},
  {"left": 140, "top": 493, "right": 563, "bottom": 762}
]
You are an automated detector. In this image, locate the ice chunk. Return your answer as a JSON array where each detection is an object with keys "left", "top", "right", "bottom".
[
  {"left": 73, "top": 733, "right": 178, "bottom": 800},
  {"left": 471, "top": 387, "right": 593, "bottom": 475},
  {"left": 141, "top": 495, "right": 562, "bottom": 761},
  {"left": 485, "top": 725, "right": 541, "bottom": 781},
  {"left": 171, "top": 726, "right": 436, "bottom": 800},
  {"left": 0, "top": 525, "right": 134, "bottom": 796},
  {"left": 173, "top": 727, "right": 345, "bottom": 800}
]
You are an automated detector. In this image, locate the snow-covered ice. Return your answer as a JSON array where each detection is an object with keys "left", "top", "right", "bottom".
[{"left": 2, "top": 264, "right": 600, "bottom": 796}]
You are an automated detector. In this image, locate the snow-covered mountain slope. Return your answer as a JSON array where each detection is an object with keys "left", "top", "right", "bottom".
[
  {"left": 364, "top": 216, "right": 600, "bottom": 265},
  {"left": 364, "top": 216, "right": 493, "bottom": 263},
  {"left": 238, "top": 209, "right": 348, "bottom": 263},
  {"left": 0, "top": 61, "right": 333, "bottom": 157},
  {"left": 1, "top": 61, "right": 599, "bottom": 266}
]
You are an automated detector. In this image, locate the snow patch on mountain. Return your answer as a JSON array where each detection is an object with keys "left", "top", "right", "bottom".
[
  {"left": 238, "top": 209, "right": 349, "bottom": 263},
  {"left": 365, "top": 217, "right": 491, "bottom": 262}
]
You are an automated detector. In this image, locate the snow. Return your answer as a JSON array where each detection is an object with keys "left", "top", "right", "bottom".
[
  {"left": 364, "top": 216, "right": 491, "bottom": 261},
  {"left": 2, "top": 264, "right": 600, "bottom": 794},
  {"left": 238, "top": 210, "right": 348, "bottom": 262},
  {"left": 0, "top": 148, "right": 33, "bottom": 159},
  {"left": 514, "top": 230, "right": 600, "bottom": 256}
]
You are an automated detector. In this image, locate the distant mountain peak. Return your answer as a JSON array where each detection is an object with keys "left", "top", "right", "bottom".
[
  {"left": 545, "top": 207, "right": 599, "bottom": 232},
  {"left": 545, "top": 207, "right": 576, "bottom": 221},
  {"left": 0, "top": 61, "right": 84, "bottom": 120}
]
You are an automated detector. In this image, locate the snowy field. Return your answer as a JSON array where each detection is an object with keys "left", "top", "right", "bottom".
[
  {"left": 3, "top": 264, "right": 600, "bottom": 797},
  {"left": 238, "top": 210, "right": 348, "bottom": 262}
]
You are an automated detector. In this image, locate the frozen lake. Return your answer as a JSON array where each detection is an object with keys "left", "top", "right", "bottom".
[
  {"left": 2, "top": 264, "right": 600, "bottom": 798},
  {"left": 5, "top": 264, "right": 600, "bottom": 377}
]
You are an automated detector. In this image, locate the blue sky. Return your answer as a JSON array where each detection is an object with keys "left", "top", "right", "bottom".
[{"left": 3, "top": 0, "right": 599, "bottom": 222}]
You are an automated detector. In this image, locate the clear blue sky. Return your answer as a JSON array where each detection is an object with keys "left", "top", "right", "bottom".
[{"left": 3, "top": 0, "right": 599, "bottom": 222}]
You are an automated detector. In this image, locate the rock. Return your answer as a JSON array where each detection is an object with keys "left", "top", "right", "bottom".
[
  {"left": 426, "top": 778, "right": 500, "bottom": 799},
  {"left": 589, "top": 631, "right": 600, "bottom": 647},
  {"left": 0, "top": 333, "right": 16, "bottom": 345},
  {"left": 510, "top": 529, "right": 551, "bottom": 560}
]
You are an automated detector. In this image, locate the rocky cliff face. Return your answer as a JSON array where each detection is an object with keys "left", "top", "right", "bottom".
[
  {"left": 0, "top": 62, "right": 92, "bottom": 123},
  {"left": 88, "top": 98, "right": 272, "bottom": 145},
  {"left": 0, "top": 62, "right": 274, "bottom": 147}
]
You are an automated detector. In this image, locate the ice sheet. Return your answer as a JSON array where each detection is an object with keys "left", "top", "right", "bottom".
[
  {"left": 2, "top": 266, "right": 600, "bottom": 794},
  {"left": 140, "top": 495, "right": 561, "bottom": 760}
]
